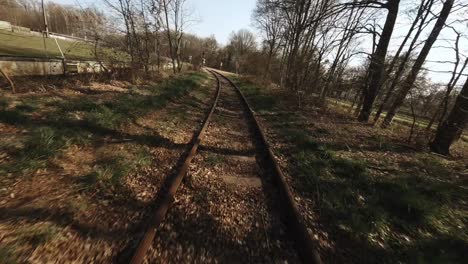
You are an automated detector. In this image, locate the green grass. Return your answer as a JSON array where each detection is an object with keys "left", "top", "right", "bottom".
[
  {"left": 68, "top": 197, "right": 91, "bottom": 213},
  {"left": 205, "top": 153, "right": 225, "bottom": 166},
  {"left": 335, "top": 99, "right": 468, "bottom": 142},
  {"left": 0, "top": 245, "right": 16, "bottom": 264},
  {"left": 0, "top": 223, "right": 62, "bottom": 263},
  {"left": 14, "top": 224, "right": 61, "bottom": 247},
  {"left": 0, "top": 73, "right": 207, "bottom": 180},
  {"left": 235, "top": 77, "right": 468, "bottom": 263},
  {"left": 15, "top": 126, "right": 72, "bottom": 172},
  {"left": 84, "top": 146, "right": 153, "bottom": 187},
  {"left": 233, "top": 79, "right": 277, "bottom": 112},
  {"left": 86, "top": 155, "right": 133, "bottom": 186},
  {"left": 0, "top": 30, "right": 125, "bottom": 60},
  {"left": 334, "top": 99, "right": 430, "bottom": 127}
]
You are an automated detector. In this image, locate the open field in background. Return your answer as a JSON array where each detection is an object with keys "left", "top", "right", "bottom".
[
  {"left": 333, "top": 100, "right": 430, "bottom": 127},
  {"left": 0, "top": 30, "right": 94, "bottom": 60},
  {"left": 333, "top": 99, "right": 468, "bottom": 142},
  {"left": 0, "top": 30, "right": 125, "bottom": 61},
  {"left": 0, "top": 71, "right": 215, "bottom": 262},
  {"left": 234, "top": 76, "right": 468, "bottom": 263}
]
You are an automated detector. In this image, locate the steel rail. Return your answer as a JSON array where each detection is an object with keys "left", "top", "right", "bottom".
[
  {"left": 129, "top": 70, "right": 221, "bottom": 264},
  {"left": 213, "top": 70, "right": 323, "bottom": 264}
]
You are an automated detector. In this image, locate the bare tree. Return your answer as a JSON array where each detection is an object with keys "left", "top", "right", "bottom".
[
  {"left": 319, "top": 2, "right": 369, "bottom": 102},
  {"left": 104, "top": 0, "right": 144, "bottom": 80},
  {"left": 356, "top": 0, "right": 401, "bottom": 122},
  {"left": 426, "top": 30, "right": 468, "bottom": 130},
  {"left": 228, "top": 29, "right": 257, "bottom": 74},
  {"left": 373, "top": 0, "right": 435, "bottom": 123},
  {"left": 253, "top": 0, "right": 284, "bottom": 79},
  {"left": 382, "top": 0, "right": 455, "bottom": 128},
  {"left": 0, "top": 0, "right": 105, "bottom": 37},
  {"left": 160, "top": 0, "right": 192, "bottom": 73},
  {"left": 148, "top": 0, "right": 164, "bottom": 72}
]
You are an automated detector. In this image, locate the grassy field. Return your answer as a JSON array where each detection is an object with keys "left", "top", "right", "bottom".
[
  {"left": 0, "top": 30, "right": 117, "bottom": 60},
  {"left": 333, "top": 99, "right": 468, "bottom": 142},
  {"left": 333, "top": 99, "right": 430, "bottom": 127},
  {"left": 235, "top": 77, "right": 467, "bottom": 263}
]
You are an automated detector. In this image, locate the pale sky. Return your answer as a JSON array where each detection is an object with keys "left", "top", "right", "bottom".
[
  {"left": 53, "top": 0, "right": 257, "bottom": 44},
  {"left": 191, "top": 0, "right": 257, "bottom": 44},
  {"left": 50, "top": 0, "right": 467, "bottom": 84},
  {"left": 356, "top": 0, "right": 468, "bottom": 85}
]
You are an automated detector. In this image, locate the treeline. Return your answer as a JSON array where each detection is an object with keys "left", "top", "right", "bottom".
[
  {"left": 0, "top": 0, "right": 104, "bottom": 38},
  {"left": 1, "top": 0, "right": 466, "bottom": 155},
  {"left": 237, "top": 0, "right": 468, "bottom": 155},
  {"left": 97, "top": 0, "right": 219, "bottom": 78}
]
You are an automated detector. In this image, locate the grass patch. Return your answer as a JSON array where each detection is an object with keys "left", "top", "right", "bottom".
[
  {"left": 1, "top": 72, "right": 206, "bottom": 177},
  {"left": 3, "top": 126, "right": 67, "bottom": 173},
  {"left": 205, "top": 153, "right": 225, "bottom": 166},
  {"left": 0, "top": 245, "right": 16, "bottom": 264},
  {"left": 14, "top": 97, "right": 41, "bottom": 112},
  {"left": 14, "top": 223, "right": 61, "bottom": 247},
  {"left": 414, "top": 154, "right": 452, "bottom": 177},
  {"left": 82, "top": 145, "right": 153, "bottom": 188},
  {"left": 134, "top": 147, "right": 152, "bottom": 167},
  {"left": 88, "top": 155, "right": 133, "bottom": 186},
  {"left": 234, "top": 78, "right": 277, "bottom": 112},
  {"left": 1, "top": 125, "right": 91, "bottom": 174},
  {"left": 53, "top": 73, "right": 206, "bottom": 130},
  {"left": 0, "top": 108, "right": 28, "bottom": 125},
  {"left": 68, "top": 197, "right": 90, "bottom": 213},
  {"left": 235, "top": 77, "right": 468, "bottom": 263},
  {"left": 14, "top": 103, "right": 37, "bottom": 113},
  {"left": 0, "top": 97, "right": 9, "bottom": 108}
]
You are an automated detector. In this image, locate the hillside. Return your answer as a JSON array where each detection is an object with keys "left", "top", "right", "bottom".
[{"left": 0, "top": 30, "right": 99, "bottom": 60}]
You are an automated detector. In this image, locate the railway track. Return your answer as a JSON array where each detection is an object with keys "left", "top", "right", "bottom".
[{"left": 129, "top": 70, "right": 321, "bottom": 264}]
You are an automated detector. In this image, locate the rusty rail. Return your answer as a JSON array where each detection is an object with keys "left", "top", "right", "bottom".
[
  {"left": 129, "top": 70, "right": 221, "bottom": 264},
  {"left": 213, "top": 70, "right": 323, "bottom": 264}
]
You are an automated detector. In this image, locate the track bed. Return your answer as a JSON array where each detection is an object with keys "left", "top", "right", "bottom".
[{"left": 142, "top": 72, "right": 299, "bottom": 263}]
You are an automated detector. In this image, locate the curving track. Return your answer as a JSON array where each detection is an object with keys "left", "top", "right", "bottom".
[{"left": 128, "top": 70, "right": 321, "bottom": 264}]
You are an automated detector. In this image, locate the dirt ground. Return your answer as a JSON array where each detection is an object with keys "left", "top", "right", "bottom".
[{"left": 0, "top": 72, "right": 216, "bottom": 263}]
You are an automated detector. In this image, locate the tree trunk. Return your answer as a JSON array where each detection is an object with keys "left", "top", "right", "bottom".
[
  {"left": 430, "top": 77, "right": 468, "bottom": 155},
  {"left": 426, "top": 104, "right": 442, "bottom": 131},
  {"left": 263, "top": 39, "right": 276, "bottom": 80},
  {"left": 382, "top": 0, "right": 453, "bottom": 128},
  {"left": 374, "top": 0, "right": 433, "bottom": 124},
  {"left": 357, "top": 0, "right": 400, "bottom": 122},
  {"left": 156, "top": 35, "right": 161, "bottom": 73},
  {"left": 162, "top": 0, "right": 177, "bottom": 74}
]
